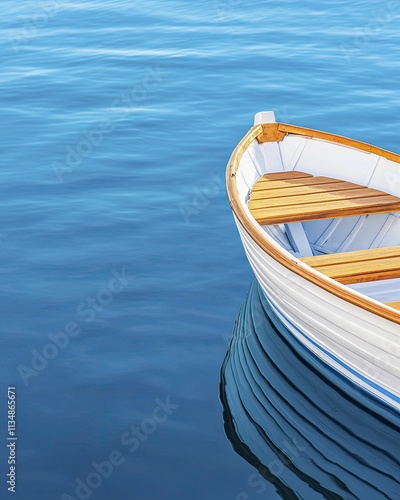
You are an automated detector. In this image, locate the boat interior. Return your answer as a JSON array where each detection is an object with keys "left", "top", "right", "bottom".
[{"left": 247, "top": 170, "right": 400, "bottom": 310}]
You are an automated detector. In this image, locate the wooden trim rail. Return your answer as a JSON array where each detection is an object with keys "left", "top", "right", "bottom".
[
  {"left": 249, "top": 171, "right": 400, "bottom": 225},
  {"left": 257, "top": 123, "right": 400, "bottom": 164}
]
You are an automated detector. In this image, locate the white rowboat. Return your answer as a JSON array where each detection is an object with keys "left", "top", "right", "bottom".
[{"left": 226, "top": 111, "right": 400, "bottom": 414}]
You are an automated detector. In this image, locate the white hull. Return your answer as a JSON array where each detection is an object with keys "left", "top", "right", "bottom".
[
  {"left": 236, "top": 215, "right": 399, "bottom": 410},
  {"left": 227, "top": 112, "right": 400, "bottom": 414}
]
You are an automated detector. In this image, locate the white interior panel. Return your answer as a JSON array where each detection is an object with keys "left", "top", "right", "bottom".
[
  {"left": 291, "top": 138, "right": 376, "bottom": 185},
  {"left": 259, "top": 142, "right": 284, "bottom": 173},
  {"left": 277, "top": 135, "right": 307, "bottom": 170},
  {"left": 349, "top": 279, "right": 400, "bottom": 303},
  {"left": 369, "top": 157, "right": 400, "bottom": 197},
  {"left": 247, "top": 141, "right": 266, "bottom": 175},
  {"left": 238, "top": 150, "right": 259, "bottom": 191}
]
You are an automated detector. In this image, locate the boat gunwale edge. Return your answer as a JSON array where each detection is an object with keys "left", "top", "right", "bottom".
[{"left": 226, "top": 123, "right": 400, "bottom": 326}]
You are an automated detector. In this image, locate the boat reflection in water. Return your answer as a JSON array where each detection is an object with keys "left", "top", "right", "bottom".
[{"left": 220, "top": 281, "right": 400, "bottom": 499}]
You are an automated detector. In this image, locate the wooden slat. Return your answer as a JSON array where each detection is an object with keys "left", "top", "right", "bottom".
[
  {"left": 249, "top": 188, "right": 388, "bottom": 210},
  {"left": 251, "top": 196, "right": 400, "bottom": 225},
  {"left": 254, "top": 171, "right": 312, "bottom": 181},
  {"left": 386, "top": 301, "right": 400, "bottom": 310},
  {"left": 251, "top": 175, "right": 335, "bottom": 192},
  {"left": 249, "top": 171, "right": 400, "bottom": 224},
  {"left": 250, "top": 181, "right": 365, "bottom": 200},
  {"left": 301, "top": 246, "right": 400, "bottom": 267},
  {"left": 300, "top": 246, "right": 400, "bottom": 284},
  {"left": 324, "top": 260, "right": 400, "bottom": 283}
]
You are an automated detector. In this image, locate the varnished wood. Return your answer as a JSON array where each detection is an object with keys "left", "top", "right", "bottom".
[
  {"left": 251, "top": 195, "right": 400, "bottom": 225},
  {"left": 256, "top": 123, "right": 400, "bottom": 165},
  {"left": 252, "top": 174, "right": 339, "bottom": 188},
  {"left": 301, "top": 246, "right": 400, "bottom": 267},
  {"left": 386, "top": 301, "right": 400, "bottom": 310},
  {"left": 249, "top": 171, "right": 400, "bottom": 225},
  {"left": 256, "top": 123, "right": 286, "bottom": 143},
  {"left": 250, "top": 179, "right": 364, "bottom": 200},
  {"left": 300, "top": 247, "right": 400, "bottom": 284},
  {"left": 250, "top": 188, "right": 388, "bottom": 210},
  {"left": 226, "top": 123, "right": 400, "bottom": 324}
]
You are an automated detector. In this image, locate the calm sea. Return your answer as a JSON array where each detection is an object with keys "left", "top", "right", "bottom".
[{"left": 1, "top": 1, "right": 400, "bottom": 499}]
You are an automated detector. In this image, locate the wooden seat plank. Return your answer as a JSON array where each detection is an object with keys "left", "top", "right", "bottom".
[
  {"left": 305, "top": 257, "right": 400, "bottom": 284},
  {"left": 250, "top": 188, "right": 388, "bottom": 210},
  {"left": 251, "top": 196, "right": 400, "bottom": 225},
  {"left": 301, "top": 246, "right": 400, "bottom": 267},
  {"left": 300, "top": 246, "right": 400, "bottom": 284},
  {"left": 254, "top": 171, "right": 312, "bottom": 181},
  {"left": 249, "top": 171, "right": 400, "bottom": 224},
  {"left": 386, "top": 301, "right": 400, "bottom": 310},
  {"left": 251, "top": 176, "right": 339, "bottom": 192},
  {"left": 250, "top": 181, "right": 366, "bottom": 200}
]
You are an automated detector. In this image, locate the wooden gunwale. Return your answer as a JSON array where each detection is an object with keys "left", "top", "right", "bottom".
[{"left": 226, "top": 123, "right": 400, "bottom": 324}]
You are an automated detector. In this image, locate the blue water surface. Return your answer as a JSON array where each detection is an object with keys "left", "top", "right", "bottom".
[
  {"left": 1, "top": 1, "right": 400, "bottom": 499},
  {"left": 221, "top": 281, "right": 400, "bottom": 499}
]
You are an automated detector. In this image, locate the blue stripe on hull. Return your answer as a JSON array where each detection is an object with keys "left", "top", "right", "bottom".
[{"left": 259, "top": 285, "right": 400, "bottom": 421}]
